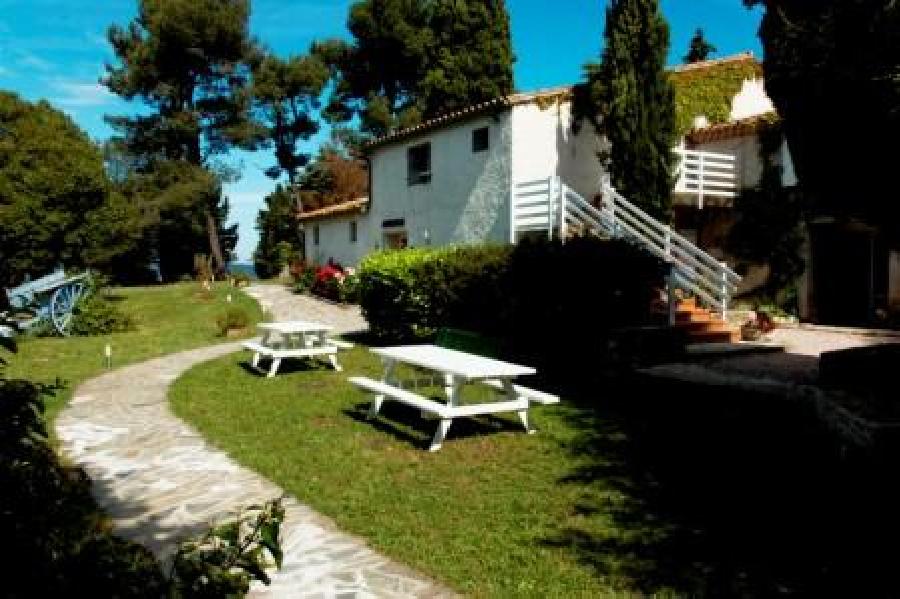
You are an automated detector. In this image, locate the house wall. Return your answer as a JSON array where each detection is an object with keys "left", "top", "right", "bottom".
[
  {"left": 510, "top": 100, "right": 606, "bottom": 202},
  {"left": 303, "top": 212, "right": 374, "bottom": 267},
  {"left": 690, "top": 134, "right": 763, "bottom": 191},
  {"left": 367, "top": 112, "right": 513, "bottom": 249},
  {"left": 730, "top": 78, "right": 775, "bottom": 121}
]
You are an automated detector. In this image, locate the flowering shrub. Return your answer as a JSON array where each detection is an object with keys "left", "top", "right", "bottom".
[{"left": 306, "top": 263, "right": 361, "bottom": 304}]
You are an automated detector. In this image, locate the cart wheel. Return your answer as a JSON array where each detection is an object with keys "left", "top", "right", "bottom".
[{"left": 50, "top": 281, "right": 86, "bottom": 336}]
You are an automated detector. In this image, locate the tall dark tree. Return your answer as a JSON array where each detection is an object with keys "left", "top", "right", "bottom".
[
  {"left": 578, "top": 0, "right": 677, "bottom": 220},
  {"left": 332, "top": 0, "right": 515, "bottom": 137},
  {"left": 743, "top": 0, "right": 900, "bottom": 241},
  {"left": 111, "top": 158, "right": 238, "bottom": 281},
  {"left": 253, "top": 185, "right": 302, "bottom": 279},
  {"left": 684, "top": 28, "right": 716, "bottom": 63},
  {"left": 331, "top": 0, "right": 432, "bottom": 137},
  {"left": 251, "top": 52, "right": 330, "bottom": 186},
  {"left": 104, "top": 0, "right": 257, "bottom": 273}
]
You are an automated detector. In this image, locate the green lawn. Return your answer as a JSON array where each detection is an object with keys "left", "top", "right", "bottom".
[
  {"left": 5, "top": 282, "right": 263, "bottom": 425},
  {"left": 171, "top": 345, "right": 900, "bottom": 597}
]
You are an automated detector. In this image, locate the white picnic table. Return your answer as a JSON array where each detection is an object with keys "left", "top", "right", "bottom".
[
  {"left": 350, "top": 344, "right": 559, "bottom": 451},
  {"left": 242, "top": 321, "right": 352, "bottom": 377}
]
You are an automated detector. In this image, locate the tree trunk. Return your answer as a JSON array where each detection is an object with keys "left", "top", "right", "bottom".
[{"left": 205, "top": 207, "right": 226, "bottom": 276}]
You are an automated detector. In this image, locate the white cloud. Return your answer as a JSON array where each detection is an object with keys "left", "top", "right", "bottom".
[
  {"left": 16, "top": 51, "right": 54, "bottom": 72},
  {"left": 50, "top": 80, "right": 115, "bottom": 107}
]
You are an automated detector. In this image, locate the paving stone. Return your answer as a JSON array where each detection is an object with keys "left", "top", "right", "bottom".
[{"left": 56, "top": 284, "right": 454, "bottom": 598}]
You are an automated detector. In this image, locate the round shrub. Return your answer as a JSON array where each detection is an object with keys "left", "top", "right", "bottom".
[
  {"left": 216, "top": 307, "right": 250, "bottom": 336},
  {"left": 69, "top": 293, "right": 135, "bottom": 336}
]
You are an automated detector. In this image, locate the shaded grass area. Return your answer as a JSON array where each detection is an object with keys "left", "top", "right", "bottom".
[
  {"left": 171, "top": 347, "right": 899, "bottom": 597},
  {"left": 5, "top": 282, "right": 263, "bottom": 425}
]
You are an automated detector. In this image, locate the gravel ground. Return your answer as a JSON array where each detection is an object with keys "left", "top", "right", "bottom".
[
  {"left": 244, "top": 283, "right": 368, "bottom": 335},
  {"left": 666, "top": 327, "right": 898, "bottom": 385}
]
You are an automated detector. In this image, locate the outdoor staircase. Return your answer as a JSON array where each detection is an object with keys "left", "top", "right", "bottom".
[
  {"left": 512, "top": 176, "right": 743, "bottom": 343},
  {"left": 673, "top": 297, "right": 741, "bottom": 344}
]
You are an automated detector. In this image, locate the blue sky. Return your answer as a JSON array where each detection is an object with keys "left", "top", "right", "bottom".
[{"left": 0, "top": 0, "right": 762, "bottom": 261}]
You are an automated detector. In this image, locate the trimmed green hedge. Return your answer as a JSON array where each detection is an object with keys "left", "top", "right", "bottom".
[
  {"left": 358, "top": 245, "right": 510, "bottom": 341},
  {"left": 358, "top": 237, "right": 667, "bottom": 368}
]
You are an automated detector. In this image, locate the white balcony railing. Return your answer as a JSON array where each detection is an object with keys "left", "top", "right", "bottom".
[{"left": 673, "top": 148, "right": 737, "bottom": 209}]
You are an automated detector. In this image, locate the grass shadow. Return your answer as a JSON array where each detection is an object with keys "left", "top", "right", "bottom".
[
  {"left": 343, "top": 400, "right": 527, "bottom": 451},
  {"left": 544, "top": 373, "right": 900, "bottom": 596},
  {"left": 237, "top": 358, "right": 336, "bottom": 378}
]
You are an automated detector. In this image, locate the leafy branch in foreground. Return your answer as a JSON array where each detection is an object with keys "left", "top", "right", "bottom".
[{"left": 169, "top": 498, "right": 286, "bottom": 598}]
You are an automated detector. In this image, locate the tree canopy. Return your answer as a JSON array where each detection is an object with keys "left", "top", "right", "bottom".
[
  {"left": 0, "top": 92, "right": 135, "bottom": 287},
  {"left": 104, "top": 0, "right": 257, "bottom": 272},
  {"left": 331, "top": 0, "right": 515, "bottom": 137},
  {"left": 684, "top": 28, "right": 716, "bottom": 63},
  {"left": 744, "top": 0, "right": 900, "bottom": 241},
  {"left": 577, "top": 0, "right": 677, "bottom": 221},
  {"left": 250, "top": 51, "right": 331, "bottom": 185}
]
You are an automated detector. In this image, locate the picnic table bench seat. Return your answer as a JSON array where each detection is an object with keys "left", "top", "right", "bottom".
[
  {"left": 479, "top": 379, "right": 560, "bottom": 405},
  {"left": 349, "top": 376, "right": 530, "bottom": 451}
]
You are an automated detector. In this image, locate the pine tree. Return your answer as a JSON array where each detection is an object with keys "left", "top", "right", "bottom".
[
  {"left": 581, "top": 0, "right": 677, "bottom": 221},
  {"left": 684, "top": 28, "right": 716, "bottom": 63},
  {"left": 333, "top": 0, "right": 515, "bottom": 136},
  {"left": 104, "top": 0, "right": 257, "bottom": 274},
  {"left": 251, "top": 52, "right": 331, "bottom": 185},
  {"left": 423, "top": 0, "right": 515, "bottom": 118}
]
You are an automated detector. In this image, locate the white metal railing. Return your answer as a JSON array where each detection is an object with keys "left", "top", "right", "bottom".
[
  {"left": 512, "top": 176, "right": 742, "bottom": 314},
  {"left": 673, "top": 148, "right": 737, "bottom": 209}
]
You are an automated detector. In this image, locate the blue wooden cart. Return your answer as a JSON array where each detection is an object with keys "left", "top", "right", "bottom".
[{"left": 4, "top": 268, "right": 91, "bottom": 336}]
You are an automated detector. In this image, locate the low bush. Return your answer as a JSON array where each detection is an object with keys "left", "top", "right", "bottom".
[
  {"left": 216, "top": 307, "right": 251, "bottom": 336},
  {"left": 292, "top": 264, "right": 316, "bottom": 294},
  {"left": 358, "top": 237, "right": 667, "bottom": 369},
  {"left": 169, "top": 499, "right": 285, "bottom": 597},
  {"left": 1, "top": 375, "right": 168, "bottom": 597},
  {"left": 69, "top": 293, "right": 136, "bottom": 336},
  {"left": 231, "top": 272, "right": 252, "bottom": 287}
]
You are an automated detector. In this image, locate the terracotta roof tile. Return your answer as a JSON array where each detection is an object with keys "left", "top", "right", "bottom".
[
  {"left": 296, "top": 197, "right": 369, "bottom": 221},
  {"left": 686, "top": 112, "right": 780, "bottom": 144},
  {"left": 364, "top": 53, "right": 760, "bottom": 152}
]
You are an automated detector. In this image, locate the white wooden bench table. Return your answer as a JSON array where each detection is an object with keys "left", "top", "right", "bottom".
[
  {"left": 349, "top": 345, "right": 559, "bottom": 451},
  {"left": 242, "top": 321, "right": 352, "bottom": 377}
]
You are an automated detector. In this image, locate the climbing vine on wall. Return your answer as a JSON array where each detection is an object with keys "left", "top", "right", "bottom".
[
  {"left": 727, "top": 121, "right": 807, "bottom": 310},
  {"left": 671, "top": 59, "right": 763, "bottom": 134}
]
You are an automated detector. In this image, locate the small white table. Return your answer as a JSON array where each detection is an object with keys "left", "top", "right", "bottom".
[
  {"left": 350, "top": 345, "right": 559, "bottom": 451},
  {"left": 243, "top": 321, "right": 346, "bottom": 377}
]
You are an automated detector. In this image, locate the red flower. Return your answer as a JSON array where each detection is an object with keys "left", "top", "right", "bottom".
[{"left": 315, "top": 265, "right": 341, "bottom": 283}]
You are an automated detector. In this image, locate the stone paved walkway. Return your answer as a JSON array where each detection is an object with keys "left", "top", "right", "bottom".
[{"left": 56, "top": 284, "right": 453, "bottom": 598}]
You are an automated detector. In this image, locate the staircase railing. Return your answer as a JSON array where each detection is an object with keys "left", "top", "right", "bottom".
[{"left": 512, "top": 176, "right": 742, "bottom": 314}]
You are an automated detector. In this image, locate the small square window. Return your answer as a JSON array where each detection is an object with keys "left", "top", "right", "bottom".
[
  {"left": 472, "top": 127, "right": 489, "bottom": 152},
  {"left": 407, "top": 143, "right": 431, "bottom": 185},
  {"left": 313, "top": 225, "right": 320, "bottom": 246},
  {"left": 350, "top": 220, "right": 358, "bottom": 243}
]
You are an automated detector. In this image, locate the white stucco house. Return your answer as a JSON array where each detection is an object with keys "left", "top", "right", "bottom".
[
  {"left": 303, "top": 53, "right": 781, "bottom": 260},
  {"left": 301, "top": 83, "right": 604, "bottom": 262},
  {"left": 299, "top": 52, "right": 899, "bottom": 326}
]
